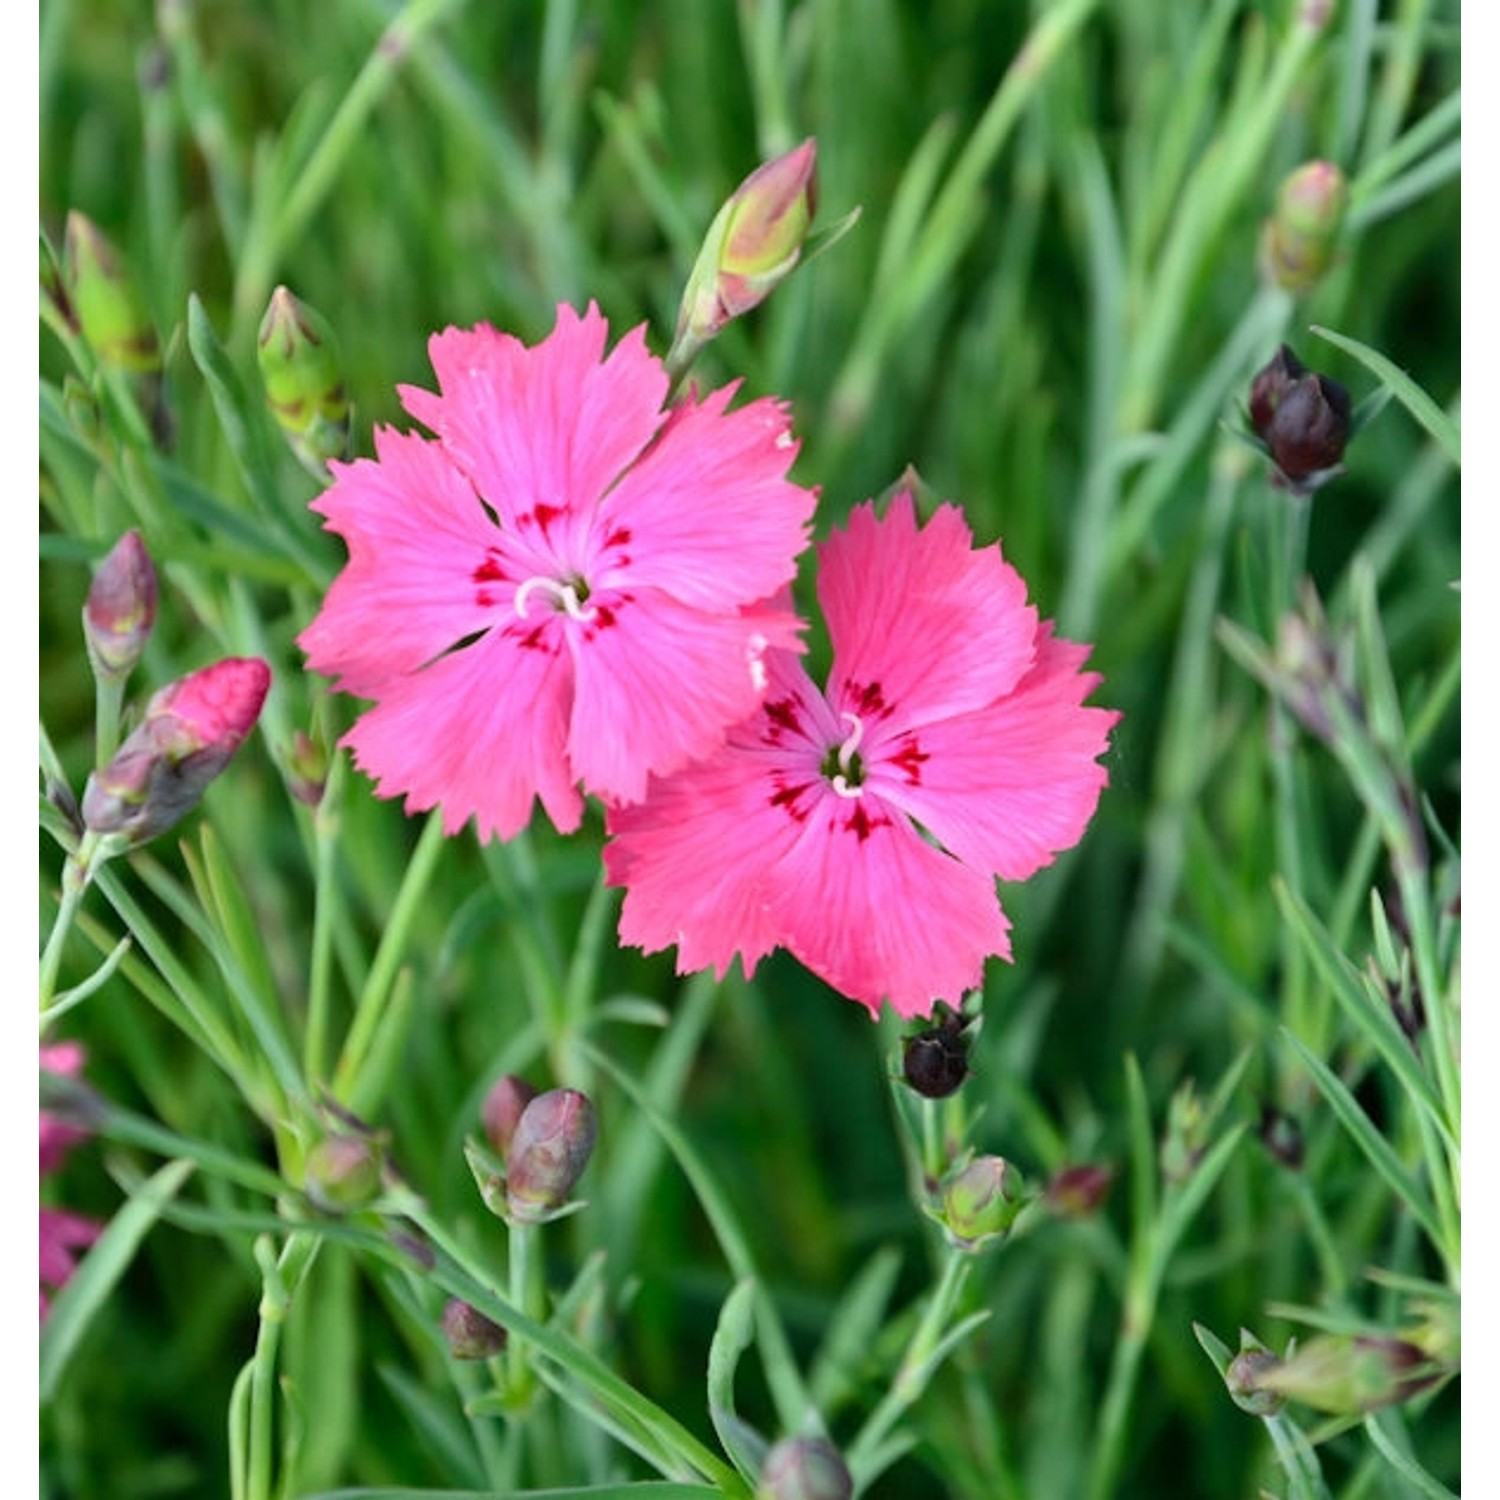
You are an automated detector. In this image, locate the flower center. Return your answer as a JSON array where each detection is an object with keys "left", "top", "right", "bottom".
[
  {"left": 513, "top": 574, "right": 596, "bottom": 623},
  {"left": 822, "top": 711, "right": 865, "bottom": 798}
]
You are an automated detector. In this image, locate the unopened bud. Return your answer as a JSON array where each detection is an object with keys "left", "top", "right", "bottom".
[
  {"left": 1225, "top": 1346, "right": 1287, "bottom": 1416},
  {"left": 1259, "top": 160, "right": 1347, "bottom": 295},
  {"left": 1044, "top": 1163, "right": 1115, "bottom": 1220},
  {"left": 284, "top": 729, "right": 328, "bottom": 808},
  {"left": 81, "top": 657, "right": 271, "bottom": 843},
  {"left": 83, "top": 530, "right": 158, "bottom": 683},
  {"left": 677, "top": 139, "right": 818, "bottom": 346},
  {"left": 901, "top": 1004, "right": 974, "bottom": 1099},
  {"left": 257, "top": 286, "right": 351, "bottom": 478},
  {"left": 940, "top": 1155, "right": 1027, "bottom": 1251},
  {"left": 1161, "top": 1080, "right": 1208, "bottom": 1185},
  {"left": 62, "top": 211, "right": 161, "bottom": 374},
  {"left": 482, "top": 1074, "right": 539, "bottom": 1157},
  {"left": 440, "top": 1297, "right": 508, "bottom": 1360},
  {"left": 755, "top": 1436, "right": 853, "bottom": 1500},
  {"left": 1247, "top": 344, "right": 1351, "bottom": 494},
  {"left": 1252, "top": 1334, "right": 1444, "bottom": 1415},
  {"left": 304, "top": 1132, "right": 383, "bottom": 1212},
  {"left": 505, "top": 1088, "right": 598, "bottom": 1225}
]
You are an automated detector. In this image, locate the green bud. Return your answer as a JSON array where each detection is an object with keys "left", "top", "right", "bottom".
[
  {"left": 1252, "top": 1333, "right": 1444, "bottom": 1415},
  {"left": 676, "top": 139, "right": 818, "bottom": 348},
  {"left": 283, "top": 729, "right": 329, "bottom": 808},
  {"left": 257, "top": 285, "right": 351, "bottom": 477},
  {"left": 83, "top": 530, "right": 158, "bottom": 683},
  {"left": 755, "top": 1436, "right": 853, "bottom": 1500},
  {"left": 940, "top": 1155, "right": 1027, "bottom": 1251},
  {"left": 1225, "top": 1343, "right": 1286, "bottom": 1417},
  {"left": 62, "top": 211, "right": 161, "bottom": 374},
  {"left": 440, "top": 1297, "right": 508, "bottom": 1360},
  {"left": 1259, "top": 160, "right": 1348, "bottom": 295},
  {"left": 504, "top": 1088, "right": 598, "bottom": 1225},
  {"left": 304, "top": 1132, "right": 384, "bottom": 1212}
]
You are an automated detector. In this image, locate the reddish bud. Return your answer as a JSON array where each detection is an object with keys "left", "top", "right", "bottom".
[
  {"left": 81, "top": 657, "right": 271, "bottom": 843},
  {"left": 756, "top": 1436, "right": 853, "bottom": 1500},
  {"left": 440, "top": 1297, "right": 508, "bottom": 1359},
  {"left": 1248, "top": 344, "right": 1351, "bottom": 494},
  {"left": 482, "top": 1074, "right": 539, "bottom": 1157},
  {"left": 504, "top": 1088, "right": 598, "bottom": 1225},
  {"left": 1044, "top": 1163, "right": 1115, "bottom": 1220},
  {"left": 83, "top": 530, "right": 158, "bottom": 682}
]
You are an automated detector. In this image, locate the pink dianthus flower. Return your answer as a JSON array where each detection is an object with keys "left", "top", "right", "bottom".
[
  {"left": 604, "top": 491, "right": 1120, "bottom": 1018},
  {"left": 299, "top": 302, "right": 818, "bottom": 840},
  {"left": 40, "top": 1043, "right": 101, "bottom": 1319}
]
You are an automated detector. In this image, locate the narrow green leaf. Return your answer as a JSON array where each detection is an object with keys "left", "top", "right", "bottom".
[
  {"left": 41, "top": 1158, "right": 196, "bottom": 1401},
  {"left": 707, "top": 1279, "right": 765, "bottom": 1482},
  {"left": 1274, "top": 879, "right": 1453, "bottom": 1149},
  {"left": 1310, "top": 325, "right": 1459, "bottom": 466},
  {"left": 1191, "top": 1321, "right": 1235, "bottom": 1379},
  {"left": 808, "top": 1245, "right": 904, "bottom": 1412},
  {"left": 302, "top": 1487, "right": 727, "bottom": 1499},
  {"left": 372, "top": 1364, "right": 486, "bottom": 1491},
  {"left": 1279, "top": 1028, "right": 1447, "bottom": 1255},
  {"left": 1363, "top": 1410, "right": 1458, "bottom": 1500}
]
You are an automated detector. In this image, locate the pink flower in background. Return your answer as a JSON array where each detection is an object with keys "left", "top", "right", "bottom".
[
  {"left": 40, "top": 1043, "right": 101, "bottom": 1319},
  {"left": 605, "top": 491, "right": 1120, "bottom": 1018},
  {"left": 299, "top": 302, "right": 818, "bottom": 840}
]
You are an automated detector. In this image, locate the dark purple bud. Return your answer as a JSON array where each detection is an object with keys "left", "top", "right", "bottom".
[
  {"left": 902, "top": 1006, "right": 973, "bottom": 1099},
  {"left": 482, "top": 1074, "right": 540, "bottom": 1157},
  {"left": 1248, "top": 345, "right": 1351, "bottom": 494},
  {"left": 440, "top": 1297, "right": 508, "bottom": 1359},
  {"left": 505, "top": 1089, "right": 598, "bottom": 1225}
]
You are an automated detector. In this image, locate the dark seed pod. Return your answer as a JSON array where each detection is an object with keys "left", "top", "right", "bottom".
[{"left": 902, "top": 1004, "right": 975, "bottom": 1098}]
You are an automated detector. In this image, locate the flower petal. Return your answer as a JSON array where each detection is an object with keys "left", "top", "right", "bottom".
[
  {"left": 877, "top": 626, "right": 1118, "bottom": 880},
  {"left": 342, "top": 628, "right": 582, "bottom": 840},
  {"left": 300, "top": 427, "right": 513, "bottom": 696},
  {"left": 820, "top": 491, "right": 1037, "bottom": 730},
  {"left": 400, "top": 303, "right": 668, "bottom": 549},
  {"left": 598, "top": 386, "right": 817, "bottom": 609},
  {"left": 767, "top": 790, "right": 1010, "bottom": 1018},
  {"left": 569, "top": 590, "right": 805, "bottom": 805}
]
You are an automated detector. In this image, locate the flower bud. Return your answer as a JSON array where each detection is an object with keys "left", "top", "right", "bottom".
[
  {"left": 1160, "top": 1079, "right": 1208, "bottom": 1185},
  {"left": 81, "top": 657, "right": 271, "bottom": 843},
  {"left": 901, "top": 1004, "right": 974, "bottom": 1098},
  {"left": 1225, "top": 1346, "right": 1286, "bottom": 1417},
  {"left": 677, "top": 139, "right": 818, "bottom": 346},
  {"left": 1259, "top": 160, "right": 1347, "bottom": 295},
  {"left": 940, "top": 1155, "right": 1027, "bottom": 1251},
  {"left": 755, "top": 1436, "right": 853, "bottom": 1500},
  {"left": 304, "top": 1132, "right": 384, "bottom": 1213},
  {"left": 83, "top": 530, "right": 158, "bottom": 683},
  {"left": 1247, "top": 344, "right": 1351, "bottom": 494},
  {"left": 257, "top": 285, "right": 352, "bottom": 478},
  {"left": 482, "top": 1073, "right": 539, "bottom": 1157},
  {"left": 440, "top": 1297, "right": 508, "bottom": 1360},
  {"left": 1251, "top": 1334, "right": 1445, "bottom": 1415},
  {"left": 504, "top": 1088, "right": 598, "bottom": 1225},
  {"left": 1043, "top": 1163, "right": 1115, "bottom": 1220},
  {"left": 283, "top": 729, "right": 328, "bottom": 808},
  {"left": 62, "top": 211, "right": 161, "bottom": 374}
]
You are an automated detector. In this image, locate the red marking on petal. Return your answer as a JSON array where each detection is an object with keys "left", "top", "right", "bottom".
[
  {"left": 890, "top": 736, "right": 930, "bottom": 785},
  {"left": 518, "top": 624, "right": 556, "bottom": 653},
  {"left": 764, "top": 697, "right": 802, "bottom": 737},
  {"left": 475, "top": 588, "right": 495, "bottom": 608},
  {"left": 848, "top": 680, "right": 889, "bottom": 718},
  {"left": 533, "top": 502, "right": 564, "bottom": 533},
  {"left": 604, "top": 525, "right": 632, "bottom": 549},
  {"left": 473, "top": 552, "right": 507, "bottom": 584},
  {"left": 844, "top": 802, "right": 890, "bottom": 842},
  {"left": 769, "top": 779, "right": 811, "bottom": 821}
]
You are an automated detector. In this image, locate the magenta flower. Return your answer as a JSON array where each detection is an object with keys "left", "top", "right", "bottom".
[
  {"left": 40, "top": 1043, "right": 101, "bottom": 1319},
  {"left": 299, "top": 302, "right": 818, "bottom": 840},
  {"left": 605, "top": 491, "right": 1120, "bottom": 1018}
]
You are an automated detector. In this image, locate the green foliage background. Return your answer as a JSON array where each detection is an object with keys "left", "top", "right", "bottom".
[{"left": 40, "top": 1, "right": 1460, "bottom": 1497}]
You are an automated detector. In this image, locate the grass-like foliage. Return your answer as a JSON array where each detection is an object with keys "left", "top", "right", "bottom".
[{"left": 40, "top": 2, "right": 1459, "bottom": 1497}]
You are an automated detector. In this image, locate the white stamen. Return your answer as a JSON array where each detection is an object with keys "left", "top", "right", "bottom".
[
  {"left": 513, "top": 575, "right": 597, "bottom": 622},
  {"left": 830, "top": 711, "right": 864, "bottom": 798}
]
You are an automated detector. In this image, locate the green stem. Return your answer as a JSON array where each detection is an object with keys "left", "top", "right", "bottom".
[
  {"left": 845, "top": 1249, "right": 970, "bottom": 1475},
  {"left": 40, "top": 843, "right": 94, "bottom": 1014},
  {"left": 507, "top": 1219, "right": 541, "bottom": 1405}
]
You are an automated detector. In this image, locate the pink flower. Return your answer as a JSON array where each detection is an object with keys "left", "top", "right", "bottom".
[
  {"left": 299, "top": 302, "right": 818, "bottom": 840},
  {"left": 604, "top": 491, "right": 1120, "bottom": 1018},
  {"left": 40, "top": 1044, "right": 101, "bottom": 1319}
]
